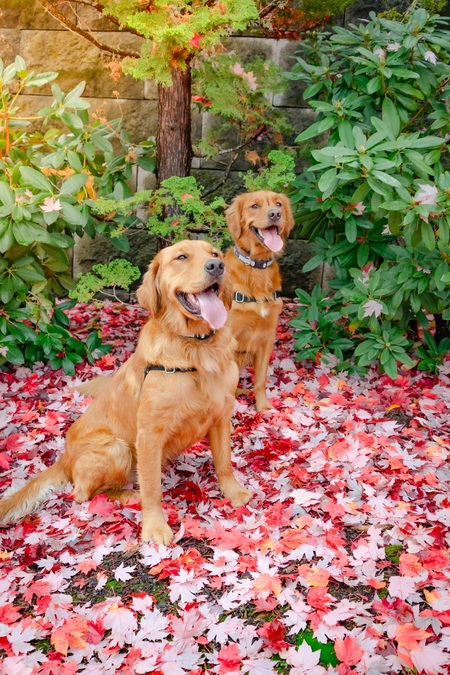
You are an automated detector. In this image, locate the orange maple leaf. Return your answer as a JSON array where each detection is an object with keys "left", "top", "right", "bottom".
[
  {"left": 335, "top": 636, "right": 365, "bottom": 666},
  {"left": 298, "top": 564, "right": 330, "bottom": 587},
  {"left": 399, "top": 553, "right": 424, "bottom": 577},
  {"left": 51, "top": 618, "right": 88, "bottom": 656},
  {"left": 253, "top": 573, "right": 282, "bottom": 598},
  {"left": 396, "top": 623, "right": 432, "bottom": 651}
]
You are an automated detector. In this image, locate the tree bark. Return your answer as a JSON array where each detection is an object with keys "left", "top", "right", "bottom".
[
  {"left": 157, "top": 64, "right": 192, "bottom": 184},
  {"left": 156, "top": 64, "right": 192, "bottom": 250}
]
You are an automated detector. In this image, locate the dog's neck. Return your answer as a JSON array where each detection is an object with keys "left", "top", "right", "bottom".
[{"left": 233, "top": 246, "right": 274, "bottom": 269}]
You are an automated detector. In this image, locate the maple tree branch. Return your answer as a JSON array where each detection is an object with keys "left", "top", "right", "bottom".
[
  {"left": 72, "top": 0, "right": 145, "bottom": 38},
  {"left": 201, "top": 148, "right": 241, "bottom": 199},
  {"left": 36, "top": 0, "right": 141, "bottom": 59},
  {"left": 258, "top": 0, "right": 280, "bottom": 20},
  {"left": 200, "top": 125, "right": 267, "bottom": 197}
]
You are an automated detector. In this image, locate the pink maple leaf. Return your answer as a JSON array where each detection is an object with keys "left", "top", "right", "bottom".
[
  {"left": 363, "top": 299, "right": 383, "bottom": 318},
  {"left": 188, "top": 33, "right": 202, "bottom": 49},
  {"left": 217, "top": 643, "right": 242, "bottom": 674},
  {"left": 334, "top": 636, "right": 365, "bottom": 666},
  {"left": 257, "top": 619, "right": 288, "bottom": 651},
  {"left": 280, "top": 643, "right": 326, "bottom": 674},
  {"left": 103, "top": 603, "right": 137, "bottom": 646}
]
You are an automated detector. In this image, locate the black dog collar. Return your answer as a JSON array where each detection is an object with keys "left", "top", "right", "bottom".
[
  {"left": 182, "top": 331, "right": 216, "bottom": 341},
  {"left": 233, "top": 246, "right": 274, "bottom": 269},
  {"left": 144, "top": 365, "right": 197, "bottom": 378},
  {"left": 233, "top": 291, "right": 280, "bottom": 303}
]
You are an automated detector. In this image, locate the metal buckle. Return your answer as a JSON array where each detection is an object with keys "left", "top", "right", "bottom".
[
  {"left": 234, "top": 292, "right": 245, "bottom": 303},
  {"left": 164, "top": 367, "right": 176, "bottom": 373}
]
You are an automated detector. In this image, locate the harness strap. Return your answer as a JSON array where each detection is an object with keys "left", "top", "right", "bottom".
[{"left": 233, "top": 291, "right": 281, "bottom": 304}]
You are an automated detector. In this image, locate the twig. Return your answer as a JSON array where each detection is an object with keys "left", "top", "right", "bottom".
[
  {"left": 36, "top": 0, "right": 140, "bottom": 59},
  {"left": 201, "top": 149, "right": 240, "bottom": 198},
  {"left": 200, "top": 125, "right": 267, "bottom": 198},
  {"left": 403, "top": 76, "right": 450, "bottom": 130}
]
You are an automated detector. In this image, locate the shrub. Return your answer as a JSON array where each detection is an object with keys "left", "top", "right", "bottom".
[
  {"left": 288, "top": 7, "right": 450, "bottom": 378},
  {"left": 0, "top": 56, "right": 155, "bottom": 373}
]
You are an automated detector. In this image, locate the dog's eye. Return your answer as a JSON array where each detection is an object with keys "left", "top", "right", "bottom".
[
  {"left": 211, "top": 251, "right": 219, "bottom": 258},
  {"left": 176, "top": 254, "right": 187, "bottom": 261},
  {"left": 251, "top": 203, "right": 259, "bottom": 209},
  {"left": 276, "top": 201, "right": 282, "bottom": 208}
]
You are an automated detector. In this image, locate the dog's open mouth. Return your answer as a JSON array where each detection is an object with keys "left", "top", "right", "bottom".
[
  {"left": 177, "top": 282, "right": 227, "bottom": 330},
  {"left": 251, "top": 225, "right": 283, "bottom": 252}
]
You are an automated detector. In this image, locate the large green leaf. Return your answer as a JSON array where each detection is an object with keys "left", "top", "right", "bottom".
[
  {"left": 382, "top": 98, "right": 401, "bottom": 139},
  {"left": 59, "top": 173, "right": 88, "bottom": 196},
  {"left": 0, "top": 182, "right": 15, "bottom": 207},
  {"left": 20, "top": 166, "right": 53, "bottom": 192}
]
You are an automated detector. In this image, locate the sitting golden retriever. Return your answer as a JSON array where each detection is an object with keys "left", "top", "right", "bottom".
[
  {"left": 0, "top": 240, "right": 252, "bottom": 544},
  {"left": 224, "top": 191, "right": 294, "bottom": 411}
]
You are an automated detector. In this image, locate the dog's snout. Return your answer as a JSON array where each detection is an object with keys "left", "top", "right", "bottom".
[
  {"left": 268, "top": 208, "right": 281, "bottom": 222},
  {"left": 204, "top": 258, "right": 224, "bottom": 277}
]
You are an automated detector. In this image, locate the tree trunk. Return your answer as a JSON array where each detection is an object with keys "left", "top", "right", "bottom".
[
  {"left": 155, "top": 64, "right": 192, "bottom": 249},
  {"left": 157, "top": 64, "right": 192, "bottom": 183}
]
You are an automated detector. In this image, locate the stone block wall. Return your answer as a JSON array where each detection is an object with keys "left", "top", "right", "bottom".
[{"left": 0, "top": 0, "right": 398, "bottom": 295}]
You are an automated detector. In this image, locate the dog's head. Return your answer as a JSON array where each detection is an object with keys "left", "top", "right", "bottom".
[
  {"left": 137, "top": 240, "right": 232, "bottom": 332},
  {"left": 225, "top": 191, "right": 294, "bottom": 256}
]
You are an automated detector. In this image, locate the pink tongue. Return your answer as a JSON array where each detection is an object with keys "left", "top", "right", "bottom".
[
  {"left": 260, "top": 226, "right": 283, "bottom": 252},
  {"left": 197, "top": 290, "right": 228, "bottom": 329}
]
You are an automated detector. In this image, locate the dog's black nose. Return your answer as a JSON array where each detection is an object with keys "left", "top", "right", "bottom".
[
  {"left": 205, "top": 259, "right": 224, "bottom": 278},
  {"left": 268, "top": 208, "right": 281, "bottom": 222}
]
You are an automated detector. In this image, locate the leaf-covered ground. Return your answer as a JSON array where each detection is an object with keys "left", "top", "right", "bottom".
[{"left": 1, "top": 301, "right": 450, "bottom": 675}]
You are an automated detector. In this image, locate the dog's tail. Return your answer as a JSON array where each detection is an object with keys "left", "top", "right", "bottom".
[{"left": 0, "top": 460, "right": 69, "bottom": 524}]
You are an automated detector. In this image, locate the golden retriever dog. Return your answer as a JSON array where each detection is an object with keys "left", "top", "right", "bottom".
[
  {"left": 0, "top": 240, "right": 252, "bottom": 544},
  {"left": 224, "top": 191, "right": 294, "bottom": 411}
]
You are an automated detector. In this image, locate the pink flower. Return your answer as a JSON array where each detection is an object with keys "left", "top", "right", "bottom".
[
  {"left": 40, "top": 197, "right": 62, "bottom": 213},
  {"left": 374, "top": 48, "right": 386, "bottom": 59},
  {"left": 424, "top": 50, "right": 438, "bottom": 64},
  {"left": 415, "top": 184, "right": 438, "bottom": 206},
  {"left": 352, "top": 202, "right": 365, "bottom": 215},
  {"left": 361, "top": 263, "right": 375, "bottom": 286},
  {"left": 180, "top": 193, "right": 193, "bottom": 202},
  {"left": 231, "top": 63, "right": 258, "bottom": 90},
  {"left": 387, "top": 42, "right": 401, "bottom": 52},
  {"left": 232, "top": 63, "right": 245, "bottom": 77},
  {"left": 243, "top": 71, "right": 258, "bottom": 91}
]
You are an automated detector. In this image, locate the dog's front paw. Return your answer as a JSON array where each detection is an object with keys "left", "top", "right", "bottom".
[
  {"left": 255, "top": 394, "right": 272, "bottom": 412},
  {"left": 230, "top": 486, "right": 253, "bottom": 507},
  {"left": 222, "top": 479, "right": 253, "bottom": 507},
  {"left": 141, "top": 518, "right": 174, "bottom": 545}
]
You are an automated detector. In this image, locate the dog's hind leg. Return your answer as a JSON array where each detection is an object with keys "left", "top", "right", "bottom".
[{"left": 67, "top": 433, "right": 134, "bottom": 504}]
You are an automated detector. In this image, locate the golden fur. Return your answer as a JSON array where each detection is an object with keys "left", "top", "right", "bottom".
[
  {"left": 224, "top": 191, "right": 294, "bottom": 411},
  {"left": 0, "top": 240, "right": 251, "bottom": 544}
]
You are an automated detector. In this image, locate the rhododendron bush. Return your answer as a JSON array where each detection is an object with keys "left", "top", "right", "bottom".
[
  {"left": 289, "top": 7, "right": 450, "bottom": 377},
  {"left": 1, "top": 301, "right": 450, "bottom": 674}
]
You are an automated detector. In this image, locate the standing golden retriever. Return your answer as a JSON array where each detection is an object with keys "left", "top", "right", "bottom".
[
  {"left": 0, "top": 240, "right": 252, "bottom": 544},
  {"left": 224, "top": 191, "right": 294, "bottom": 411}
]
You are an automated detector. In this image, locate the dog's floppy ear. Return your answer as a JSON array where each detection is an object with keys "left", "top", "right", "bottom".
[
  {"left": 220, "top": 273, "right": 234, "bottom": 312},
  {"left": 136, "top": 253, "right": 161, "bottom": 315},
  {"left": 280, "top": 194, "right": 295, "bottom": 236},
  {"left": 225, "top": 194, "right": 244, "bottom": 239}
]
